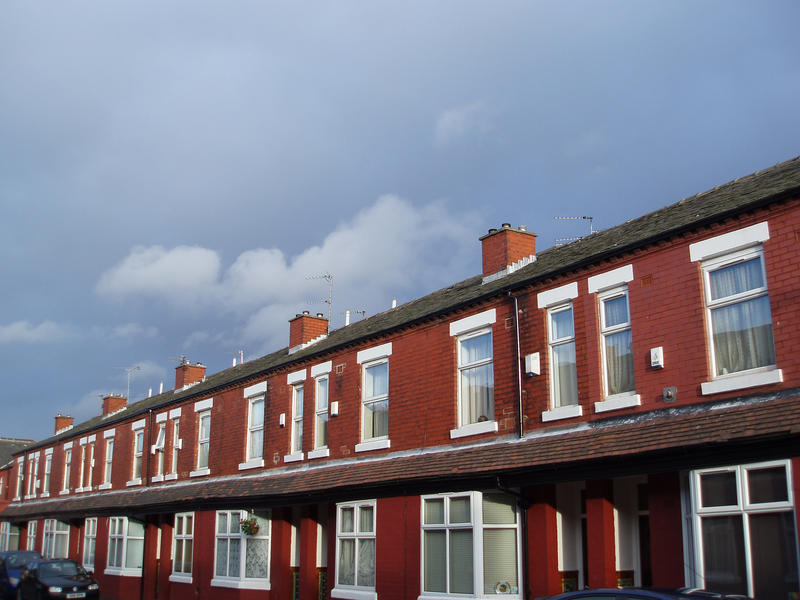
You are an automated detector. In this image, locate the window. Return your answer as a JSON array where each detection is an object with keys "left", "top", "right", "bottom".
[
  {"left": 315, "top": 375, "right": 329, "bottom": 449},
  {"left": 212, "top": 510, "right": 271, "bottom": 590},
  {"left": 153, "top": 422, "right": 166, "bottom": 478},
  {"left": 247, "top": 397, "right": 264, "bottom": 462},
  {"left": 15, "top": 458, "right": 24, "bottom": 500},
  {"left": 599, "top": 287, "right": 635, "bottom": 397},
  {"left": 77, "top": 443, "right": 86, "bottom": 491},
  {"left": 421, "top": 492, "right": 520, "bottom": 597},
  {"left": 103, "top": 438, "right": 114, "bottom": 486},
  {"left": 0, "top": 522, "right": 20, "bottom": 551},
  {"left": 458, "top": 330, "right": 494, "bottom": 426},
  {"left": 171, "top": 513, "right": 194, "bottom": 581},
  {"left": 548, "top": 303, "right": 578, "bottom": 410},
  {"left": 291, "top": 385, "right": 304, "bottom": 455},
  {"left": 26, "top": 454, "right": 39, "bottom": 497},
  {"left": 131, "top": 430, "right": 144, "bottom": 482},
  {"left": 62, "top": 448, "right": 72, "bottom": 493},
  {"left": 334, "top": 501, "right": 376, "bottom": 597},
  {"left": 43, "top": 519, "right": 69, "bottom": 559},
  {"left": 362, "top": 361, "right": 388, "bottom": 443},
  {"left": 106, "top": 516, "right": 144, "bottom": 576},
  {"left": 26, "top": 521, "right": 37, "bottom": 551},
  {"left": 170, "top": 418, "right": 180, "bottom": 477},
  {"left": 42, "top": 454, "right": 52, "bottom": 495},
  {"left": 85, "top": 441, "right": 95, "bottom": 489},
  {"left": 197, "top": 411, "right": 211, "bottom": 469},
  {"left": 691, "top": 461, "right": 798, "bottom": 599},
  {"left": 83, "top": 518, "right": 97, "bottom": 570}
]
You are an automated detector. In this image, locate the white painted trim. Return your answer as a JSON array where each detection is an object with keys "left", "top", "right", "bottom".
[
  {"left": 701, "top": 368, "right": 783, "bottom": 395},
  {"left": 87, "top": 434, "right": 96, "bottom": 442},
  {"left": 283, "top": 452, "right": 304, "bottom": 463},
  {"left": 542, "top": 404, "right": 583, "bottom": 422},
  {"left": 287, "top": 369, "right": 307, "bottom": 385},
  {"left": 449, "top": 308, "right": 497, "bottom": 337},
  {"left": 104, "top": 567, "right": 143, "bottom": 578},
  {"left": 79, "top": 437, "right": 87, "bottom": 445},
  {"left": 357, "top": 343, "right": 393, "bottom": 364},
  {"left": 98, "top": 483, "right": 112, "bottom": 490},
  {"left": 588, "top": 264, "right": 634, "bottom": 294},
  {"left": 126, "top": 478, "right": 142, "bottom": 487},
  {"left": 308, "top": 447, "right": 330, "bottom": 460},
  {"left": 189, "top": 468, "right": 210, "bottom": 478},
  {"left": 155, "top": 412, "right": 168, "bottom": 423},
  {"left": 594, "top": 393, "right": 641, "bottom": 413},
  {"left": 331, "top": 587, "right": 377, "bottom": 600},
  {"left": 355, "top": 439, "right": 391, "bottom": 453},
  {"left": 449, "top": 420, "right": 498, "bottom": 439},
  {"left": 244, "top": 381, "right": 267, "bottom": 397},
  {"left": 164, "top": 473, "right": 178, "bottom": 481},
  {"left": 169, "top": 573, "right": 193, "bottom": 584},
  {"left": 44, "top": 447, "right": 54, "bottom": 456},
  {"left": 311, "top": 361, "right": 333, "bottom": 378},
  {"left": 17, "top": 456, "right": 23, "bottom": 463},
  {"left": 169, "top": 407, "right": 182, "bottom": 419},
  {"left": 194, "top": 398, "right": 213, "bottom": 412},
  {"left": 131, "top": 419, "right": 146, "bottom": 430},
  {"left": 103, "top": 429, "right": 115, "bottom": 439},
  {"left": 690, "top": 221, "right": 769, "bottom": 262},
  {"left": 537, "top": 282, "right": 579, "bottom": 309},
  {"left": 151, "top": 475, "right": 164, "bottom": 483},
  {"left": 62, "top": 442, "right": 72, "bottom": 450},
  {"left": 238, "top": 458, "right": 265, "bottom": 471},
  {"left": 210, "top": 577, "right": 270, "bottom": 590}
]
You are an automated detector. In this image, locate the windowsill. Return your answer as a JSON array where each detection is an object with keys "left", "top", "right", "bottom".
[
  {"left": 449, "top": 420, "right": 498, "bottom": 439},
  {"left": 12, "top": 497, "right": 20, "bottom": 502},
  {"left": 104, "top": 567, "right": 143, "bottom": 577},
  {"left": 40, "top": 492, "right": 50, "bottom": 498},
  {"left": 283, "top": 452, "right": 304, "bottom": 463},
  {"left": 308, "top": 447, "right": 330, "bottom": 460},
  {"left": 701, "top": 368, "right": 783, "bottom": 395},
  {"left": 190, "top": 468, "right": 210, "bottom": 478},
  {"left": 126, "top": 479, "right": 142, "bottom": 487},
  {"left": 164, "top": 473, "right": 178, "bottom": 481},
  {"left": 238, "top": 458, "right": 265, "bottom": 471},
  {"left": 595, "top": 393, "right": 641, "bottom": 413},
  {"left": 151, "top": 475, "right": 164, "bottom": 483},
  {"left": 169, "top": 573, "right": 193, "bottom": 584},
  {"left": 542, "top": 404, "right": 583, "bottom": 422},
  {"left": 59, "top": 490, "right": 69, "bottom": 496},
  {"left": 355, "top": 439, "right": 390, "bottom": 453},
  {"left": 98, "top": 483, "right": 112, "bottom": 491},
  {"left": 210, "top": 577, "right": 270, "bottom": 590},
  {"left": 332, "top": 587, "right": 378, "bottom": 600}
]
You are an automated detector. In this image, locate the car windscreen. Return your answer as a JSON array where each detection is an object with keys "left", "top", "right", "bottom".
[
  {"left": 7, "top": 553, "right": 40, "bottom": 568},
  {"left": 39, "top": 561, "right": 81, "bottom": 578}
]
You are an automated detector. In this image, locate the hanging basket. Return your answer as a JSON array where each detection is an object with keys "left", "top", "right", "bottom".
[{"left": 240, "top": 517, "right": 260, "bottom": 536}]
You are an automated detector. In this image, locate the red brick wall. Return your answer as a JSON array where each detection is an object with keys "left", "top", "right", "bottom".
[
  {"left": 289, "top": 313, "right": 329, "bottom": 348},
  {"left": 481, "top": 227, "right": 537, "bottom": 277}
]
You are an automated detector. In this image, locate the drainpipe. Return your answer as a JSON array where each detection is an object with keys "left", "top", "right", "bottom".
[{"left": 507, "top": 292, "right": 524, "bottom": 438}]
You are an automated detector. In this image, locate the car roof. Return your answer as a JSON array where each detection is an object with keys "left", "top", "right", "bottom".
[{"left": 549, "top": 589, "right": 752, "bottom": 600}]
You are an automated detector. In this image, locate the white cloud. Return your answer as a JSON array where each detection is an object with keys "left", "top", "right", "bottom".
[
  {"left": 0, "top": 320, "right": 75, "bottom": 343},
  {"left": 112, "top": 323, "right": 159, "bottom": 339},
  {"left": 434, "top": 102, "right": 493, "bottom": 147},
  {"left": 95, "top": 195, "right": 479, "bottom": 350}
]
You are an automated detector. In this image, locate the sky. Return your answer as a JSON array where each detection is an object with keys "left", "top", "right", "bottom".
[{"left": 1, "top": 1, "right": 799, "bottom": 441}]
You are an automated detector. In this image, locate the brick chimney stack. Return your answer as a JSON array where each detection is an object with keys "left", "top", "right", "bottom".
[
  {"left": 289, "top": 311, "right": 329, "bottom": 350},
  {"left": 480, "top": 223, "right": 537, "bottom": 280},
  {"left": 54, "top": 414, "right": 74, "bottom": 434},
  {"left": 175, "top": 359, "right": 206, "bottom": 389},
  {"left": 102, "top": 394, "right": 127, "bottom": 416}
]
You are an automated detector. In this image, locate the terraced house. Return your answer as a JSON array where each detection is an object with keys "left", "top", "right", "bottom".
[{"left": 2, "top": 157, "right": 800, "bottom": 600}]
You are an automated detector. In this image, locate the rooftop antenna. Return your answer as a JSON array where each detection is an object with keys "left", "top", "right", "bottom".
[
  {"left": 115, "top": 364, "right": 142, "bottom": 401},
  {"left": 233, "top": 349, "right": 245, "bottom": 366},
  {"left": 554, "top": 215, "right": 595, "bottom": 245},
  {"left": 306, "top": 272, "right": 334, "bottom": 323}
]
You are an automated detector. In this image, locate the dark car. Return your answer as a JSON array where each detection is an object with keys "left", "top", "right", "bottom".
[
  {"left": 16, "top": 559, "right": 99, "bottom": 600},
  {"left": 547, "top": 588, "right": 753, "bottom": 600},
  {"left": 0, "top": 552, "right": 42, "bottom": 599}
]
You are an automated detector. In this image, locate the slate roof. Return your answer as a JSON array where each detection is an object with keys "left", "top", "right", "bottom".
[
  {"left": 19, "top": 155, "right": 800, "bottom": 454},
  {"left": 4, "top": 388, "right": 799, "bottom": 520},
  {"left": 0, "top": 439, "right": 33, "bottom": 468}
]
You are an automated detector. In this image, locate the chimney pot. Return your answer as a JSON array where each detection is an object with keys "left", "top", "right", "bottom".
[
  {"left": 502, "top": 222, "right": 511, "bottom": 228},
  {"left": 175, "top": 360, "right": 206, "bottom": 389},
  {"left": 102, "top": 394, "right": 127, "bottom": 416},
  {"left": 54, "top": 414, "right": 74, "bottom": 434},
  {"left": 479, "top": 222, "right": 537, "bottom": 279},
  {"left": 289, "top": 311, "right": 329, "bottom": 350}
]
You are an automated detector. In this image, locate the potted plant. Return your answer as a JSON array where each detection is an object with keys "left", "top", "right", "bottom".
[{"left": 240, "top": 516, "right": 259, "bottom": 536}]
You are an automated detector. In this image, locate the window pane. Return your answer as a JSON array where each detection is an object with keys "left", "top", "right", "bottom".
[
  {"left": 483, "top": 494, "right": 517, "bottom": 524},
  {"left": 294, "top": 387, "right": 304, "bottom": 412},
  {"left": 365, "top": 362, "right": 388, "bottom": 398},
  {"left": 216, "top": 539, "right": 228, "bottom": 576},
  {"left": 125, "top": 538, "right": 144, "bottom": 568},
  {"left": 603, "top": 295, "right": 629, "bottom": 327},
  {"left": 316, "top": 378, "right": 328, "bottom": 410},
  {"left": 316, "top": 413, "right": 328, "bottom": 447},
  {"left": 182, "top": 540, "right": 193, "bottom": 573},
  {"left": 292, "top": 420, "right": 303, "bottom": 453},
  {"left": 709, "top": 258, "right": 764, "bottom": 301},
  {"left": 423, "top": 531, "right": 446, "bottom": 592},
  {"left": 552, "top": 341, "right": 578, "bottom": 407},
  {"left": 483, "top": 529, "right": 518, "bottom": 594},
  {"left": 249, "top": 429, "right": 263, "bottom": 459},
  {"left": 460, "top": 333, "right": 491, "bottom": 365},
  {"left": 551, "top": 307, "right": 574, "bottom": 340},
  {"left": 604, "top": 330, "right": 634, "bottom": 395},
  {"left": 357, "top": 539, "right": 375, "bottom": 587},
  {"left": 198, "top": 443, "right": 209, "bottom": 469},
  {"left": 701, "top": 515, "right": 746, "bottom": 595},
  {"left": 424, "top": 499, "right": 444, "bottom": 525},
  {"left": 228, "top": 538, "right": 241, "bottom": 577},
  {"left": 250, "top": 400, "right": 264, "bottom": 427},
  {"left": 450, "top": 497, "right": 471, "bottom": 523},
  {"left": 701, "top": 472, "right": 738, "bottom": 507},
  {"left": 200, "top": 415, "right": 210, "bottom": 438},
  {"left": 245, "top": 538, "right": 268, "bottom": 578},
  {"left": 363, "top": 399, "right": 388, "bottom": 439},
  {"left": 358, "top": 506, "right": 374, "bottom": 533},
  {"left": 748, "top": 466, "right": 788, "bottom": 504},
  {"left": 711, "top": 296, "right": 775, "bottom": 375},
  {"left": 460, "top": 363, "right": 494, "bottom": 424},
  {"left": 218, "top": 513, "right": 228, "bottom": 535},
  {"left": 229, "top": 512, "right": 241, "bottom": 533},
  {"left": 340, "top": 507, "right": 354, "bottom": 533},
  {"left": 338, "top": 539, "right": 355, "bottom": 586},
  {"left": 450, "top": 530, "right": 474, "bottom": 594},
  {"left": 749, "top": 512, "right": 799, "bottom": 600}
]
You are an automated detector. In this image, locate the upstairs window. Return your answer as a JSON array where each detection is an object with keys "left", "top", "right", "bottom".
[
  {"left": 315, "top": 375, "right": 329, "bottom": 449},
  {"left": 170, "top": 418, "right": 181, "bottom": 476},
  {"left": 132, "top": 430, "right": 144, "bottom": 482},
  {"left": 103, "top": 438, "right": 114, "bottom": 486},
  {"left": 247, "top": 397, "right": 264, "bottom": 462},
  {"left": 42, "top": 453, "right": 52, "bottom": 496},
  {"left": 153, "top": 422, "right": 166, "bottom": 478},
  {"left": 362, "top": 359, "right": 389, "bottom": 442},
  {"left": 458, "top": 329, "right": 494, "bottom": 425},
  {"left": 548, "top": 303, "right": 578, "bottom": 409},
  {"left": 61, "top": 448, "right": 71, "bottom": 493},
  {"left": 197, "top": 411, "right": 211, "bottom": 469},
  {"left": 291, "top": 385, "right": 304, "bottom": 455},
  {"left": 599, "top": 287, "right": 635, "bottom": 397}
]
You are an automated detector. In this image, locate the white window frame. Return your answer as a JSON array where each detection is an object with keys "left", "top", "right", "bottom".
[
  {"left": 240, "top": 385, "right": 266, "bottom": 470},
  {"left": 83, "top": 517, "right": 97, "bottom": 570},
  {"left": 211, "top": 509, "right": 271, "bottom": 590},
  {"left": 41, "top": 451, "right": 53, "bottom": 497},
  {"left": 84, "top": 438, "right": 95, "bottom": 491},
  {"left": 166, "top": 416, "right": 181, "bottom": 481},
  {"left": 192, "top": 410, "right": 212, "bottom": 477},
  {"left": 43, "top": 519, "right": 70, "bottom": 559},
  {"left": 105, "top": 516, "right": 145, "bottom": 577},
  {"left": 100, "top": 436, "right": 114, "bottom": 490},
  {"left": 290, "top": 384, "right": 304, "bottom": 457},
  {"left": 170, "top": 512, "right": 194, "bottom": 583},
  {"left": 332, "top": 500, "right": 377, "bottom": 600},
  {"left": 451, "top": 326, "right": 497, "bottom": 439},
  {"left": 310, "top": 373, "right": 330, "bottom": 459},
  {"left": 544, "top": 301, "right": 582, "bottom": 422},
  {"left": 0, "top": 522, "right": 20, "bottom": 552},
  {"left": 689, "top": 460, "right": 796, "bottom": 598},
  {"left": 595, "top": 284, "right": 641, "bottom": 412},
  {"left": 14, "top": 457, "right": 24, "bottom": 501},
  {"left": 60, "top": 446, "right": 72, "bottom": 495},
  {"left": 697, "top": 246, "right": 782, "bottom": 395},
  {"left": 26, "top": 520, "right": 37, "bottom": 551},
  {"left": 358, "top": 358, "right": 389, "bottom": 449},
  {"left": 420, "top": 491, "right": 522, "bottom": 599},
  {"left": 26, "top": 453, "right": 39, "bottom": 498},
  {"left": 128, "top": 423, "right": 145, "bottom": 486},
  {"left": 152, "top": 421, "right": 166, "bottom": 481}
]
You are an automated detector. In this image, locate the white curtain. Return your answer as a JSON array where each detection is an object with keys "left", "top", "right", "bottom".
[
  {"left": 605, "top": 330, "right": 634, "bottom": 395},
  {"left": 552, "top": 341, "right": 578, "bottom": 407}
]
